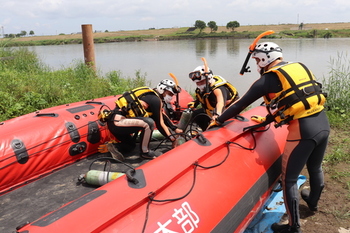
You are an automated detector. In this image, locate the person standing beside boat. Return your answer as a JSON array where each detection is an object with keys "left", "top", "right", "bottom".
[
  {"left": 187, "top": 65, "right": 239, "bottom": 131},
  {"left": 210, "top": 42, "right": 329, "bottom": 233}
]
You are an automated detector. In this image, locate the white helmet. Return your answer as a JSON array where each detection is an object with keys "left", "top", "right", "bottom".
[
  {"left": 156, "top": 79, "right": 180, "bottom": 95},
  {"left": 252, "top": 42, "right": 283, "bottom": 68},
  {"left": 189, "top": 65, "right": 213, "bottom": 83}
]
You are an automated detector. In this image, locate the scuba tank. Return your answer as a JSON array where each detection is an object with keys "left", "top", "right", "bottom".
[
  {"left": 151, "top": 129, "right": 166, "bottom": 141},
  {"left": 173, "top": 135, "right": 186, "bottom": 147},
  {"left": 177, "top": 108, "right": 193, "bottom": 131},
  {"left": 173, "top": 108, "right": 193, "bottom": 147},
  {"left": 78, "top": 170, "right": 125, "bottom": 186}
]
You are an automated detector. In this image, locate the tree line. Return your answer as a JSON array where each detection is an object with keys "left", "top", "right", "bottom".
[
  {"left": 194, "top": 20, "right": 240, "bottom": 32},
  {"left": 3, "top": 30, "right": 35, "bottom": 38},
  {"left": 2, "top": 20, "right": 240, "bottom": 38}
]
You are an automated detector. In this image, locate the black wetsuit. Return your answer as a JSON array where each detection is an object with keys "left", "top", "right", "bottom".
[
  {"left": 139, "top": 93, "right": 177, "bottom": 137},
  {"left": 217, "top": 62, "right": 330, "bottom": 228}
]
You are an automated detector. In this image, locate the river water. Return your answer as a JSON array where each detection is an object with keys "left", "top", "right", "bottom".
[{"left": 28, "top": 38, "right": 350, "bottom": 95}]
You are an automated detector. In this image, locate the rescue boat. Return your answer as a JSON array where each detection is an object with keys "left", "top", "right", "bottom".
[
  {"left": 0, "top": 89, "right": 288, "bottom": 233},
  {"left": 0, "top": 90, "right": 193, "bottom": 195}
]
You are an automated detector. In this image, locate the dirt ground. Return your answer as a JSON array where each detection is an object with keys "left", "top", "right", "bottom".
[
  {"left": 298, "top": 127, "right": 350, "bottom": 233},
  {"left": 9, "top": 22, "right": 350, "bottom": 42}
]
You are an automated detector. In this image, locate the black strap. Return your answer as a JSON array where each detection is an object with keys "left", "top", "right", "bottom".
[
  {"left": 278, "top": 84, "right": 322, "bottom": 109},
  {"left": 123, "top": 91, "right": 146, "bottom": 117},
  {"left": 298, "top": 62, "right": 323, "bottom": 105},
  {"left": 278, "top": 65, "right": 311, "bottom": 110}
]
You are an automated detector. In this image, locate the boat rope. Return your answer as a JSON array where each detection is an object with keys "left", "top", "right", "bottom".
[
  {"left": 151, "top": 132, "right": 192, "bottom": 151},
  {"left": 88, "top": 156, "right": 135, "bottom": 172},
  {"left": 141, "top": 125, "right": 270, "bottom": 232}
]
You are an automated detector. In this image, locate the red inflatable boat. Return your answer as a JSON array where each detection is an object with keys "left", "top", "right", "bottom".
[
  {"left": 1, "top": 31, "right": 291, "bottom": 232},
  {"left": 0, "top": 90, "right": 193, "bottom": 195},
  {"left": 5, "top": 103, "right": 288, "bottom": 233}
]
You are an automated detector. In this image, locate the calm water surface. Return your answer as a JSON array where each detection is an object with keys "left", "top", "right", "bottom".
[{"left": 28, "top": 38, "right": 350, "bottom": 96}]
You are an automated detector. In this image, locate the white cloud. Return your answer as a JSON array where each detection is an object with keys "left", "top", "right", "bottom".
[{"left": 141, "top": 17, "right": 156, "bottom": 22}]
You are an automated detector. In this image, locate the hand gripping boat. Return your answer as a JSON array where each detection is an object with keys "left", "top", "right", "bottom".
[{"left": 10, "top": 104, "right": 288, "bottom": 233}]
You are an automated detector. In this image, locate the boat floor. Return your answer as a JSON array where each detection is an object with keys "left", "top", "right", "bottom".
[{"left": 0, "top": 140, "right": 172, "bottom": 233}]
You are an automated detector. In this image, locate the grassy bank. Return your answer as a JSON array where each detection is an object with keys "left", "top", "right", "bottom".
[
  {"left": 2, "top": 22, "right": 350, "bottom": 47},
  {"left": 0, "top": 47, "right": 150, "bottom": 121}
]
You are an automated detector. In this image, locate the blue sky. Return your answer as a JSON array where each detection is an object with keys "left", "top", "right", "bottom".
[{"left": 1, "top": 0, "right": 350, "bottom": 36}]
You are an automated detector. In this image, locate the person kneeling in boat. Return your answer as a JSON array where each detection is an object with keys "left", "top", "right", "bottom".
[
  {"left": 98, "top": 109, "right": 160, "bottom": 160},
  {"left": 187, "top": 65, "right": 239, "bottom": 131},
  {"left": 114, "top": 84, "right": 183, "bottom": 152},
  {"left": 209, "top": 42, "right": 329, "bottom": 233}
]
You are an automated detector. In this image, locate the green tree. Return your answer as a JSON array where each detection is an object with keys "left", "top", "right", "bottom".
[
  {"left": 207, "top": 21, "right": 218, "bottom": 32},
  {"left": 226, "top": 21, "right": 240, "bottom": 31},
  {"left": 194, "top": 20, "right": 206, "bottom": 33},
  {"left": 20, "top": 30, "right": 27, "bottom": 37},
  {"left": 29, "top": 30, "right": 35, "bottom": 36}
]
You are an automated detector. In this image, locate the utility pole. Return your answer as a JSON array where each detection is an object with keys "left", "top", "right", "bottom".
[
  {"left": 297, "top": 14, "right": 299, "bottom": 25},
  {"left": 81, "top": 24, "right": 96, "bottom": 72}
]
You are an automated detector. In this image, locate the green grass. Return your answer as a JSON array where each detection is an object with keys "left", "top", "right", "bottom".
[
  {"left": 322, "top": 52, "right": 350, "bottom": 112},
  {"left": 320, "top": 53, "right": 350, "bottom": 166},
  {"left": 0, "top": 46, "right": 150, "bottom": 121}
]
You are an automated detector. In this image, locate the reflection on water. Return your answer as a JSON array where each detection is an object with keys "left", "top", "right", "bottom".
[
  {"left": 27, "top": 38, "right": 350, "bottom": 95},
  {"left": 226, "top": 39, "right": 240, "bottom": 56},
  {"left": 209, "top": 39, "right": 218, "bottom": 55},
  {"left": 195, "top": 40, "right": 206, "bottom": 57}
]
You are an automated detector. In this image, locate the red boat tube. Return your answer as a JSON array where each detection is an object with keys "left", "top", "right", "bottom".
[{"left": 16, "top": 106, "right": 288, "bottom": 233}]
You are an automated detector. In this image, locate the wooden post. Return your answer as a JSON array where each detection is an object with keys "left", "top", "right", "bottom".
[{"left": 81, "top": 24, "right": 96, "bottom": 71}]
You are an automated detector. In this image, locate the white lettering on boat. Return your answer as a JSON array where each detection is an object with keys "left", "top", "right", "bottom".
[{"left": 154, "top": 201, "right": 200, "bottom": 233}]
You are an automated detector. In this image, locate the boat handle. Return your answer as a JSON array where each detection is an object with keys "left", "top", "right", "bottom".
[
  {"left": 85, "top": 101, "right": 104, "bottom": 105},
  {"left": 35, "top": 113, "right": 58, "bottom": 117}
]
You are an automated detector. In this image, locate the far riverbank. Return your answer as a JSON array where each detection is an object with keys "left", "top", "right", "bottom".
[{"left": 2, "top": 22, "right": 350, "bottom": 47}]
